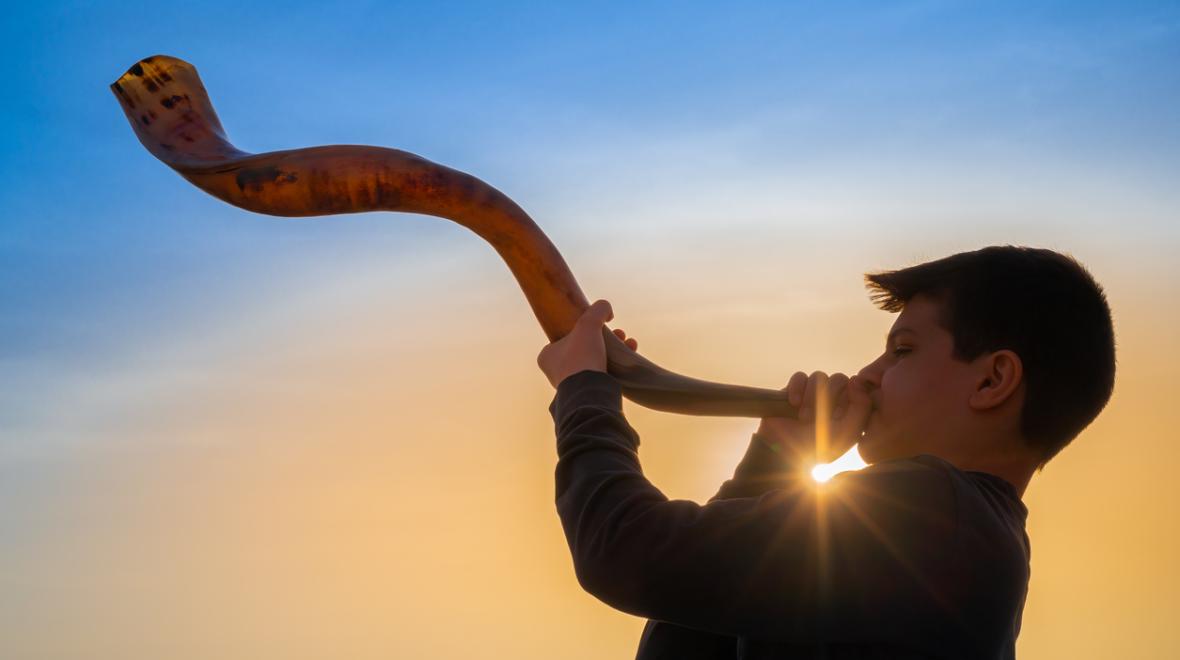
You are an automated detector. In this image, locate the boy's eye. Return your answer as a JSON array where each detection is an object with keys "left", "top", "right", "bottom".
[{"left": 892, "top": 347, "right": 912, "bottom": 357}]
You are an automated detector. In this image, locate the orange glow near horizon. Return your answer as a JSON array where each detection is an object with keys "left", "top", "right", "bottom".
[{"left": 3, "top": 243, "right": 1175, "bottom": 660}]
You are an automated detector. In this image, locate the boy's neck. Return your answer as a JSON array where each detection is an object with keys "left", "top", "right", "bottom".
[{"left": 946, "top": 452, "right": 1035, "bottom": 499}]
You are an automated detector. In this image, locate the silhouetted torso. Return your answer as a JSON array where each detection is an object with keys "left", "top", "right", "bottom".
[{"left": 549, "top": 370, "right": 1030, "bottom": 660}]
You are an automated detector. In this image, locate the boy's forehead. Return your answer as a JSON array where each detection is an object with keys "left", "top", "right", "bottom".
[{"left": 892, "top": 296, "right": 942, "bottom": 333}]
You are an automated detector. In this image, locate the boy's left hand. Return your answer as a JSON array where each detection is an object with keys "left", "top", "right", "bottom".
[
  {"left": 756, "top": 371, "right": 873, "bottom": 465},
  {"left": 537, "top": 299, "right": 637, "bottom": 389}
]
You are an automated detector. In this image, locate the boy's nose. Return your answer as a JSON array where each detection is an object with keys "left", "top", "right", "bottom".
[{"left": 856, "top": 361, "right": 883, "bottom": 391}]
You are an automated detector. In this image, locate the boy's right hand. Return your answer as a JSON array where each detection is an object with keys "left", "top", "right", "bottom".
[{"left": 755, "top": 371, "right": 872, "bottom": 466}]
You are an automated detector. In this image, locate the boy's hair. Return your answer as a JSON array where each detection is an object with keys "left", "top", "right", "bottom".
[{"left": 864, "top": 246, "right": 1116, "bottom": 470}]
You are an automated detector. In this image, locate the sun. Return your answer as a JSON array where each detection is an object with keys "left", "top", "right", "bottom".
[{"left": 811, "top": 445, "right": 869, "bottom": 483}]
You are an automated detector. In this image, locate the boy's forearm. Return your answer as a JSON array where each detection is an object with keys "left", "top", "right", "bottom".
[{"left": 545, "top": 370, "right": 804, "bottom": 504}]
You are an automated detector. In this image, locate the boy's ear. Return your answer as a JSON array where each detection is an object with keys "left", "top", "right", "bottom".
[{"left": 968, "top": 349, "right": 1023, "bottom": 411}]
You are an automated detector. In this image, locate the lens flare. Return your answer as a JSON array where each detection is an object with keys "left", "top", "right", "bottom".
[{"left": 811, "top": 446, "right": 869, "bottom": 483}]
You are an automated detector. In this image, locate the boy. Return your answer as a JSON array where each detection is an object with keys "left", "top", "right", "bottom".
[{"left": 538, "top": 246, "right": 1115, "bottom": 659}]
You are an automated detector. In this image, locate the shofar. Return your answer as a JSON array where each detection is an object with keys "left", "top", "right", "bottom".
[{"left": 111, "top": 55, "right": 798, "bottom": 418}]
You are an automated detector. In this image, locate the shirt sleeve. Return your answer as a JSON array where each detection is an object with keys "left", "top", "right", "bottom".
[{"left": 548, "top": 369, "right": 961, "bottom": 645}]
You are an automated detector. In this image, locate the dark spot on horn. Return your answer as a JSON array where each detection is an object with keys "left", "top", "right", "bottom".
[
  {"left": 129, "top": 63, "right": 144, "bottom": 77},
  {"left": 145, "top": 80, "right": 159, "bottom": 92},
  {"left": 140, "top": 113, "right": 151, "bottom": 125},
  {"left": 235, "top": 166, "right": 298, "bottom": 192},
  {"left": 111, "top": 82, "right": 135, "bottom": 108},
  {"left": 143, "top": 56, "right": 155, "bottom": 63},
  {"left": 160, "top": 71, "right": 172, "bottom": 82}
]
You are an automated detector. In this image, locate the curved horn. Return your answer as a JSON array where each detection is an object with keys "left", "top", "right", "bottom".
[{"left": 110, "top": 55, "right": 797, "bottom": 418}]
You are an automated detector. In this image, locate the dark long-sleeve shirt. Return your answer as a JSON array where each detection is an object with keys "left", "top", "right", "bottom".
[{"left": 548, "top": 370, "right": 1031, "bottom": 660}]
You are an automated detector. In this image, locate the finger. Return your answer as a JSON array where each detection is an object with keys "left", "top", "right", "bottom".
[
  {"left": 833, "top": 376, "right": 873, "bottom": 443},
  {"left": 801, "top": 371, "right": 829, "bottom": 422},
  {"left": 786, "top": 371, "right": 808, "bottom": 408},
  {"left": 829, "top": 373, "right": 849, "bottom": 417},
  {"left": 611, "top": 327, "right": 638, "bottom": 350}
]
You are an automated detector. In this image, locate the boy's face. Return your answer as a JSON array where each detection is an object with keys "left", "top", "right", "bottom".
[{"left": 855, "top": 294, "right": 980, "bottom": 464}]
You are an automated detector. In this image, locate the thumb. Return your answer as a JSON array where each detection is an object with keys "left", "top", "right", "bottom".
[
  {"left": 844, "top": 375, "right": 872, "bottom": 419},
  {"left": 834, "top": 376, "right": 873, "bottom": 440},
  {"left": 578, "top": 300, "right": 614, "bottom": 328}
]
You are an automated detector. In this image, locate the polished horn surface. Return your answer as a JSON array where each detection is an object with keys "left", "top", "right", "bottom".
[{"left": 111, "top": 54, "right": 797, "bottom": 418}]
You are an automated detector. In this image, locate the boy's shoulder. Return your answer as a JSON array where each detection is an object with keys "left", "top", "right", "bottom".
[
  {"left": 833, "top": 453, "right": 959, "bottom": 496},
  {"left": 849, "top": 454, "right": 1030, "bottom": 558}
]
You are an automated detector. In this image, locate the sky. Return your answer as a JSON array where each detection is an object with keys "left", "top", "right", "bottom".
[{"left": 2, "top": 1, "right": 1179, "bottom": 657}]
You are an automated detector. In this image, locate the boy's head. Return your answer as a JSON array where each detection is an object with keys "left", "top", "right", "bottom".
[{"left": 854, "top": 246, "right": 1115, "bottom": 472}]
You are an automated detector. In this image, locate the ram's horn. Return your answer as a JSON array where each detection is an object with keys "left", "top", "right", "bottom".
[{"left": 111, "top": 54, "right": 797, "bottom": 418}]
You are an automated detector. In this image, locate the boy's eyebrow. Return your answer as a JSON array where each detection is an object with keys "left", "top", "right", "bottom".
[{"left": 887, "top": 327, "right": 917, "bottom": 343}]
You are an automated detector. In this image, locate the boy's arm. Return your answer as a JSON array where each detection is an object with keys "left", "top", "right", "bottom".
[{"left": 548, "top": 370, "right": 960, "bottom": 645}]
